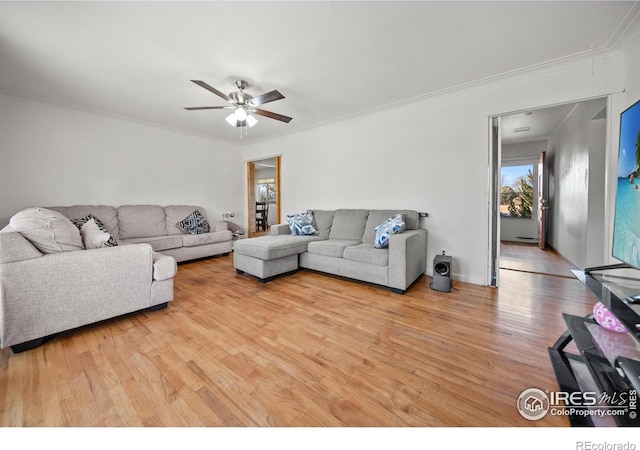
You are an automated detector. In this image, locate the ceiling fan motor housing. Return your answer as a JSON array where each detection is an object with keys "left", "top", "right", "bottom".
[
  {"left": 230, "top": 90, "right": 252, "bottom": 106},
  {"left": 230, "top": 80, "right": 252, "bottom": 106}
]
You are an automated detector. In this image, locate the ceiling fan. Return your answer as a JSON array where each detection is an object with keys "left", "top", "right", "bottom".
[{"left": 185, "top": 79, "right": 292, "bottom": 129}]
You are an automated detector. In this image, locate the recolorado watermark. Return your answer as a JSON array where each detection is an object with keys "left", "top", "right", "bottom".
[
  {"left": 576, "top": 443, "right": 636, "bottom": 450},
  {"left": 516, "top": 387, "right": 637, "bottom": 422}
]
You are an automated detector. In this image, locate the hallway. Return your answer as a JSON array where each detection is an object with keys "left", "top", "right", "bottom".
[{"left": 500, "top": 242, "right": 577, "bottom": 278}]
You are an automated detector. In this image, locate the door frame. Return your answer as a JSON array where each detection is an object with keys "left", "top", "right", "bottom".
[
  {"left": 488, "top": 95, "right": 613, "bottom": 285},
  {"left": 246, "top": 156, "right": 282, "bottom": 237},
  {"left": 488, "top": 116, "right": 501, "bottom": 287}
]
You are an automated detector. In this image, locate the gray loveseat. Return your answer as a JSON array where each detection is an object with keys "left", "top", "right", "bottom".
[{"left": 233, "top": 209, "right": 427, "bottom": 293}]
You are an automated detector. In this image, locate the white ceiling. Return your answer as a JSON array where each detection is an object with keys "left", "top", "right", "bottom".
[
  {"left": 501, "top": 103, "right": 581, "bottom": 144},
  {"left": 0, "top": 1, "right": 638, "bottom": 144}
]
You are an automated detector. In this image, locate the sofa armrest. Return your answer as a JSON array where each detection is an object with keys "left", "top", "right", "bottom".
[
  {"left": 0, "top": 231, "right": 44, "bottom": 264},
  {"left": 388, "top": 229, "right": 427, "bottom": 292},
  {"left": 211, "top": 221, "right": 229, "bottom": 232},
  {"left": 152, "top": 251, "right": 177, "bottom": 281},
  {"left": 0, "top": 244, "right": 155, "bottom": 348},
  {"left": 271, "top": 224, "right": 291, "bottom": 236}
]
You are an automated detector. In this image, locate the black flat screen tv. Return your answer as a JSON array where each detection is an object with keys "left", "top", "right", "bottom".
[{"left": 612, "top": 98, "right": 640, "bottom": 270}]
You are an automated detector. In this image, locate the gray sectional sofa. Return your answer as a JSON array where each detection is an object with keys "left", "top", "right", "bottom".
[
  {"left": 49, "top": 204, "right": 233, "bottom": 262},
  {"left": 0, "top": 203, "right": 231, "bottom": 353},
  {"left": 233, "top": 209, "right": 427, "bottom": 293}
]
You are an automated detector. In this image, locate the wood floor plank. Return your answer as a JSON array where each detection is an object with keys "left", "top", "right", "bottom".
[
  {"left": 0, "top": 247, "right": 598, "bottom": 426},
  {"left": 500, "top": 242, "right": 577, "bottom": 277}
]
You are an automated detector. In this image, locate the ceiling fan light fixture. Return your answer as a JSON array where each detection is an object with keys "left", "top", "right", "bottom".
[
  {"left": 225, "top": 113, "right": 236, "bottom": 127},
  {"left": 234, "top": 107, "right": 248, "bottom": 121},
  {"left": 225, "top": 111, "right": 257, "bottom": 128}
]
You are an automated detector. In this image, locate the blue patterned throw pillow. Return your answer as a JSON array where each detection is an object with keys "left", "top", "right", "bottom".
[
  {"left": 177, "top": 210, "right": 211, "bottom": 235},
  {"left": 374, "top": 214, "right": 406, "bottom": 248},
  {"left": 287, "top": 210, "right": 318, "bottom": 236}
]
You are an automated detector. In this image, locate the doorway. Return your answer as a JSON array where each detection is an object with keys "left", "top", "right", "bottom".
[
  {"left": 246, "top": 156, "right": 281, "bottom": 237},
  {"left": 489, "top": 98, "right": 609, "bottom": 284}
]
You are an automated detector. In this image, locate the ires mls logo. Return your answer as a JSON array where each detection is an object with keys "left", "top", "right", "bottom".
[
  {"left": 517, "top": 388, "right": 550, "bottom": 420},
  {"left": 517, "top": 387, "right": 638, "bottom": 421}
]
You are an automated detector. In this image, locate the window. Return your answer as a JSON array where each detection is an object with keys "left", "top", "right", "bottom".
[
  {"left": 257, "top": 177, "right": 276, "bottom": 203},
  {"left": 500, "top": 164, "right": 534, "bottom": 218}
]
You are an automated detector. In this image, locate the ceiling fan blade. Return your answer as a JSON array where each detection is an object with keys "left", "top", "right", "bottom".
[
  {"left": 184, "top": 106, "right": 233, "bottom": 110},
  {"left": 191, "top": 80, "right": 233, "bottom": 103},
  {"left": 252, "top": 108, "right": 292, "bottom": 123},
  {"left": 249, "top": 90, "right": 285, "bottom": 106}
]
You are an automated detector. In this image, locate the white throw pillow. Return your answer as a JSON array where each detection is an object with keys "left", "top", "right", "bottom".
[
  {"left": 9, "top": 207, "right": 84, "bottom": 253},
  {"left": 80, "top": 218, "right": 112, "bottom": 249}
]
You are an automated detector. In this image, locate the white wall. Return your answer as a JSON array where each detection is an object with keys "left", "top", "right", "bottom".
[
  {"left": 587, "top": 114, "right": 607, "bottom": 268},
  {"left": 0, "top": 95, "right": 245, "bottom": 228},
  {"left": 546, "top": 98, "right": 607, "bottom": 268},
  {"left": 244, "top": 53, "right": 626, "bottom": 285}
]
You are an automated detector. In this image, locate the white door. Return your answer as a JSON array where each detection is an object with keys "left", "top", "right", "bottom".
[{"left": 537, "top": 151, "right": 548, "bottom": 250}]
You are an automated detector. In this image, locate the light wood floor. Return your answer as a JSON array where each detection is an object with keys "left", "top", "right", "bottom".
[
  {"left": 0, "top": 247, "right": 596, "bottom": 427},
  {"left": 500, "top": 242, "right": 577, "bottom": 278}
]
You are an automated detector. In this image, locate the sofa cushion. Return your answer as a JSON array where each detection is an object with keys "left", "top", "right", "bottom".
[
  {"left": 233, "top": 235, "right": 322, "bottom": 260},
  {"left": 374, "top": 214, "right": 407, "bottom": 249},
  {"left": 362, "top": 210, "right": 419, "bottom": 244},
  {"left": 176, "top": 209, "right": 211, "bottom": 235},
  {"left": 152, "top": 252, "right": 177, "bottom": 281},
  {"left": 328, "top": 209, "right": 369, "bottom": 241},
  {"left": 121, "top": 236, "right": 182, "bottom": 252},
  {"left": 165, "top": 205, "right": 209, "bottom": 235},
  {"left": 310, "top": 210, "right": 335, "bottom": 239},
  {"left": 70, "top": 214, "right": 118, "bottom": 247},
  {"left": 286, "top": 210, "right": 317, "bottom": 235},
  {"left": 307, "top": 239, "right": 361, "bottom": 258},
  {"left": 51, "top": 205, "right": 120, "bottom": 241},
  {"left": 343, "top": 243, "right": 389, "bottom": 266},
  {"left": 9, "top": 207, "right": 84, "bottom": 254},
  {"left": 181, "top": 230, "right": 233, "bottom": 247},
  {"left": 118, "top": 205, "right": 167, "bottom": 239}
]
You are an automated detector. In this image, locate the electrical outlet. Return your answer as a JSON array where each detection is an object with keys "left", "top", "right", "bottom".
[{"left": 441, "top": 249, "right": 446, "bottom": 255}]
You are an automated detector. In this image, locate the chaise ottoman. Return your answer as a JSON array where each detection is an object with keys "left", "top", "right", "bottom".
[{"left": 233, "top": 234, "right": 322, "bottom": 281}]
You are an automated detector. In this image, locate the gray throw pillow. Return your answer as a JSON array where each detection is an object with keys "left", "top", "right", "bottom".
[{"left": 9, "top": 207, "right": 84, "bottom": 253}]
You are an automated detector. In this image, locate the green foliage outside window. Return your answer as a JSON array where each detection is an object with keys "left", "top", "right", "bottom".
[{"left": 500, "top": 165, "right": 534, "bottom": 219}]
